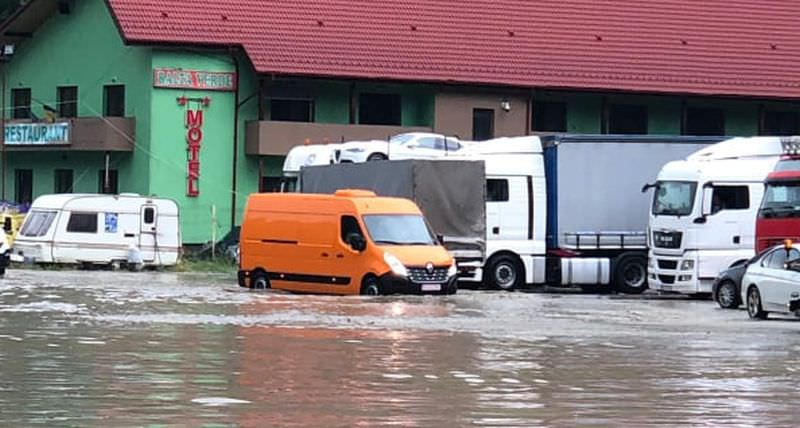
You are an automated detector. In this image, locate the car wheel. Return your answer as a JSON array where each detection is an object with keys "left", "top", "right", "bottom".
[
  {"left": 746, "top": 286, "right": 768, "bottom": 320},
  {"left": 361, "top": 277, "right": 381, "bottom": 296},
  {"left": 485, "top": 255, "right": 523, "bottom": 291},
  {"left": 251, "top": 270, "right": 270, "bottom": 290},
  {"left": 715, "top": 280, "right": 739, "bottom": 309},
  {"left": 367, "top": 153, "right": 387, "bottom": 161},
  {"left": 612, "top": 253, "right": 648, "bottom": 294}
]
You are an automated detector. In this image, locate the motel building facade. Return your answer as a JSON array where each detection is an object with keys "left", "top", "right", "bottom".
[{"left": 0, "top": 0, "right": 798, "bottom": 244}]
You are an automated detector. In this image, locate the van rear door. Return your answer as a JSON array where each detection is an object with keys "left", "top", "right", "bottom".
[{"left": 139, "top": 205, "right": 157, "bottom": 262}]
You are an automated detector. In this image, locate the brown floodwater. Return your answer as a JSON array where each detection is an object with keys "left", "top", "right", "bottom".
[{"left": 1, "top": 269, "right": 799, "bottom": 427}]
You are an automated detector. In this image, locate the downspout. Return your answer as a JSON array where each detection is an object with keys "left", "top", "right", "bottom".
[{"left": 230, "top": 50, "right": 240, "bottom": 229}]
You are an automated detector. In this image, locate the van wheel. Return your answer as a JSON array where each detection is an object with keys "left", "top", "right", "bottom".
[
  {"left": 613, "top": 253, "right": 647, "bottom": 294},
  {"left": 361, "top": 277, "right": 381, "bottom": 296},
  {"left": 485, "top": 255, "right": 523, "bottom": 291},
  {"left": 0, "top": 267, "right": 5, "bottom": 276},
  {"left": 445, "top": 281, "right": 458, "bottom": 295},
  {"left": 251, "top": 271, "right": 270, "bottom": 290}
]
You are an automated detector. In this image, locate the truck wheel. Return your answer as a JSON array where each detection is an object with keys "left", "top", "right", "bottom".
[
  {"left": 485, "top": 255, "right": 523, "bottom": 291},
  {"left": 613, "top": 254, "right": 647, "bottom": 294},
  {"left": 747, "top": 286, "right": 768, "bottom": 320},
  {"left": 367, "top": 153, "right": 387, "bottom": 161},
  {"left": 251, "top": 270, "right": 270, "bottom": 290},
  {"left": 361, "top": 277, "right": 381, "bottom": 296}
]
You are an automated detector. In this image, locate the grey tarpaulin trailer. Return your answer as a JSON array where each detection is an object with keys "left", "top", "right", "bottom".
[{"left": 300, "top": 159, "right": 486, "bottom": 276}]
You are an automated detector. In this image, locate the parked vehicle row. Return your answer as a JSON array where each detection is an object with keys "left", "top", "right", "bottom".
[{"left": 293, "top": 134, "right": 724, "bottom": 294}]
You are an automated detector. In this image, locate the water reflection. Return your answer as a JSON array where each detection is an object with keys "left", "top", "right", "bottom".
[{"left": 0, "top": 270, "right": 800, "bottom": 426}]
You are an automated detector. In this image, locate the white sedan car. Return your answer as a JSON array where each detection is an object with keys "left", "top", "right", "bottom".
[
  {"left": 338, "top": 132, "right": 463, "bottom": 163},
  {"left": 741, "top": 243, "right": 800, "bottom": 319}
]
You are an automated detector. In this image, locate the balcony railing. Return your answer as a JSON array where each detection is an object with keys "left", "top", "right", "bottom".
[
  {"left": 245, "top": 120, "right": 432, "bottom": 156},
  {"left": 3, "top": 117, "right": 135, "bottom": 152}
]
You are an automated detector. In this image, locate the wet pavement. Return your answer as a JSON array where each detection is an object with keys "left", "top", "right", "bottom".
[{"left": 1, "top": 269, "right": 799, "bottom": 427}]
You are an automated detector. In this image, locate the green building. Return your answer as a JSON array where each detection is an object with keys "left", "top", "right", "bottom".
[{"left": 0, "top": 0, "right": 797, "bottom": 244}]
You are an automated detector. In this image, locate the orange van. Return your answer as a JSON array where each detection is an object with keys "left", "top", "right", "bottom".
[{"left": 238, "top": 189, "right": 457, "bottom": 295}]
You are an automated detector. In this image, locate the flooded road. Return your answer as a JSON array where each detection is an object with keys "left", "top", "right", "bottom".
[{"left": 1, "top": 270, "right": 799, "bottom": 426}]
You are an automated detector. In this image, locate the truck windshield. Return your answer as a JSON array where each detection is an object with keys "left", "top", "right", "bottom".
[
  {"left": 652, "top": 181, "right": 697, "bottom": 216},
  {"left": 363, "top": 214, "right": 436, "bottom": 245},
  {"left": 759, "top": 181, "right": 800, "bottom": 218},
  {"left": 19, "top": 210, "right": 57, "bottom": 237}
]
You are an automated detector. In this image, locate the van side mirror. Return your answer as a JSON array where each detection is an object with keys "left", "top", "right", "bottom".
[
  {"left": 346, "top": 233, "right": 366, "bottom": 252},
  {"left": 3, "top": 217, "right": 11, "bottom": 234}
]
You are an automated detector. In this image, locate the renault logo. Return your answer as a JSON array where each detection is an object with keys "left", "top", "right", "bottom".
[{"left": 426, "top": 262, "right": 434, "bottom": 274}]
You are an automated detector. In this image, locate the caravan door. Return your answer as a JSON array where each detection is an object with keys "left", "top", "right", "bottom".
[{"left": 139, "top": 205, "right": 158, "bottom": 262}]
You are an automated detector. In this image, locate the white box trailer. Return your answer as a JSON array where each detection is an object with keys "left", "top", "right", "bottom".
[{"left": 12, "top": 194, "right": 180, "bottom": 268}]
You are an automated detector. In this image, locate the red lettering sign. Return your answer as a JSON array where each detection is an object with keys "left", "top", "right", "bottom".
[{"left": 185, "top": 107, "right": 204, "bottom": 197}]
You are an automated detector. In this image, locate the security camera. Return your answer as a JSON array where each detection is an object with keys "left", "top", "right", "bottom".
[{"left": 500, "top": 100, "right": 511, "bottom": 112}]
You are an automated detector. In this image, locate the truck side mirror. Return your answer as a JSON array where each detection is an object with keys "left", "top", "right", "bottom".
[
  {"left": 3, "top": 217, "right": 10, "bottom": 234},
  {"left": 346, "top": 233, "right": 366, "bottom": 252},
  {"left": 436, "top": 234, "right": 445, "bottom": 244},
  {"left": 701, "top": 187, "right": 713, "bottom": 217},
  {"left": 641, "top": 183, "right": 656, "bottom": 193}
]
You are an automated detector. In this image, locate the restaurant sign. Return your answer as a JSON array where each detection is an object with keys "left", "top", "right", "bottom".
[
  {"left": 4, "top": 122, "right": 70, "bottom": 145},
  {"left": 154, "top": 68, "right": 237, "bottom": 91}
]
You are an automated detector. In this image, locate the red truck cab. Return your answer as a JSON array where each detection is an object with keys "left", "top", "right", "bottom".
[{"left": 756, "top": 143, "right": 800, "bottom": 252}]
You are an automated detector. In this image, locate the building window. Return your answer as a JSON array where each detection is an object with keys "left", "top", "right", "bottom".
[
  {"left": 473, "top": 108, "right": 495, "bottom": 140},
  {"left": 12, "top": 88, "right": 31, "bottom": 119},
  {"left": 54, "top": 169, "right": 73, "bottom": 193},
  {"left": 608, "top": 104, "right": 648, "bottom": 134},
  {"left": 104, "top": 85, "right": 125, "bottom": 117},
  {"left": 533, "top": 101, "right": 567, "bottom": 132},
  {"left": 711, "top": 185, "right": 749, "bottom": 214},
  {"left": 763, "top": 110, "right": 800, "bottom": 136},
  {"left": 66, "top": 213, "right": 98, "bottom": 234},
  {"left": 358, "top": 93, "right": 401, "bottom": 125},
  {"left": 685, "top": 107, "right": 725, "bottom": 136},
  {"left": 259, "top": 176, "right": 282, "bottom": 192},
  {"left": 14, "top": 169, "right": 32, "bottom": 204},
  {"left": 98, "top": 169, "right": 118, "bottom": 194},
  {"left": 486, "top": 179, "right": 509, "bottom": 202},
  {"left": 269, "top": 98, "right": 314, "bottom": 122},
  {"left": 57, "top": 86, "right": 78, "bottom": 118}
]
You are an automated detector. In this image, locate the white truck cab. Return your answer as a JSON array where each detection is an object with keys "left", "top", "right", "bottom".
[
  {"left": 281, "top": 144, "right": 341, "bottom": 191},
  {"left": 648, "top": 137, "right": 783, "bottom": 295}
]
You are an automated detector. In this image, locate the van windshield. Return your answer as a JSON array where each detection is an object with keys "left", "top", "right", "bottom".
[
  {"left": 652, "top": 181, "right": 697, "bottom": 216},
  {"left": 363, "top": 214, "right": 436, "bottom": 246},
  {"left": 19, "top": 210, "right": 57, "bottom": 237}
]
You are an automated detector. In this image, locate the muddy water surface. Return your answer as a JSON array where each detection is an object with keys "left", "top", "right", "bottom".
[{"left": 1, "top": 269, "right": 799, "bottom": 426}]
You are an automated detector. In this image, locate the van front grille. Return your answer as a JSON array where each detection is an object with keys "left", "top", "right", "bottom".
[{"left": 408, "top": 267, "right": 449, "bottom": 283}]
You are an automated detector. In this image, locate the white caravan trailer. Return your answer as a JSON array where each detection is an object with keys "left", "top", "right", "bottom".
[
  {"left": 12, "top": 194, "right": 180, "bottom": 267},
  {"left": 647, "top": 137, "right": 784, "bottom": 295}
]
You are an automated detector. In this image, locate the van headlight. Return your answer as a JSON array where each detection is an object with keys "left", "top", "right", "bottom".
[
  {"left": 447, "top": 263, "right": 457, "bottom": 277},
  {"left": 680, "top": 260, "right": 694, "bottom": 270},
  {"left": 384, "top": 252, "right": 408, "bottom": 276}
]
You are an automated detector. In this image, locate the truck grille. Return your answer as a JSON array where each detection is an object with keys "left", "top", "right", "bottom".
[
  {"left": 658, "top": 275, "right": 676, "bottom": 284},
  {"left": 657, "top": 260, "right": 678, "bottom": 270},
  {"left": 653, "top": 231, "right": 682, "bottom": 249},
  {"left": 408, "top": 267, "right": 449, "bottom": 283}
]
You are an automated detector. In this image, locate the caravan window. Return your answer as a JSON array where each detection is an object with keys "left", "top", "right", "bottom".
[
  {"left": 19, "top": 210, "right": 57, "bottom": 237},
  {"left": 143, "top": 207, "right": 155, "bottom": 224},
  {"left": 67, "top": 212, "right": 98, "bottom": 233}
]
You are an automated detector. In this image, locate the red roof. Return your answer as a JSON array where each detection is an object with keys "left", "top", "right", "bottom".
[{"left": 107, "top": 0, "right": 800, "bottom": 98}]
